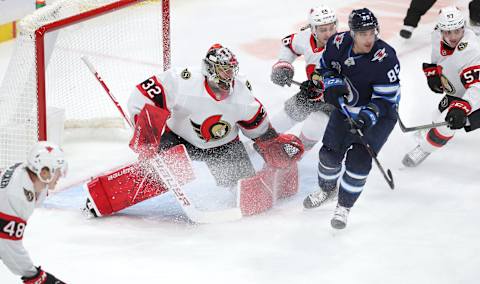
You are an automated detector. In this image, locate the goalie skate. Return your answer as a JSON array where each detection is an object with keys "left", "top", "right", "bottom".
[
  {"left": 330, "top": 205, "right": 350, "bottom": 229},
  {"left": 402, "top": 145, "right": 431, "bottom": 167},
  {"left": 303, "top": 188, "right": 337, "bottom": 209}
]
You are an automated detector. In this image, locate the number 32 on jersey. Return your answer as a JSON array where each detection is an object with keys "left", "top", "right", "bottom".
[{"left": 137, "top": 76, "right": 167, "bottom": 110}]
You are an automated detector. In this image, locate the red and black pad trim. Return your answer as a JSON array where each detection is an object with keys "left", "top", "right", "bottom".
[
  {"left": 0, "top": 212, "right": 27, "bottom": 241},
  {"left": 136, "top": 76, "right": 167, "bottom": 110},
  {"left": 426, "top": 128, "right": 453, "bottom": 148},
  {"left": 238, "top": 100, "right": 267, "bottom": 130},
  {"left": 460, "top": 65, "right": 480, "bottom": 89}
]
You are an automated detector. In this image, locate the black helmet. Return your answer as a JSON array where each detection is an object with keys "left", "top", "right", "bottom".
[{"left": 348, "top": 8, "right": 378, "bottom": 32}]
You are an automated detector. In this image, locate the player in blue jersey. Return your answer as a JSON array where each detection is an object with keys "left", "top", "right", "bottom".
[{"left": 303, "top": 8, "right": 401, "bottom": 229}]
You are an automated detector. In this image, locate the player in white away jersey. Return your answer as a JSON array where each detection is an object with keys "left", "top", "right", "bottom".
[
  {"left": 0, "top": 142, "right": 67, "bottom": 284},
  {"left": 128, "top": 43, "right": 304, "bottom": 188},
  {"left": 270, "top": 5, "right": 338, "bottom": 150},
  {"left": 403, "top": 6, "right": 480, "bottom": 167}
]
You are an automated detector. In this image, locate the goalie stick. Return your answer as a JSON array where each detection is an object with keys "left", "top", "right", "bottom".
[
  {"left": 395, "top": 111, "right": 449, "bottom": 132},
  {"left": 81, "top": 56, "right": 242, "bottom": 223}
]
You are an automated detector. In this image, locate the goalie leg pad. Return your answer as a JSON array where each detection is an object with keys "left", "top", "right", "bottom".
[
  {"left": 237, "top": 163, "right": 299, "bottom": 216},
  {"left": 86, "top": 145, "right": 195, "bottom": 216},
  {"left": 238, "top": 167, "right": 276, "bottom": 216},
  {"left": 275, "top": 163, "right": 299, "bottom": 199}
]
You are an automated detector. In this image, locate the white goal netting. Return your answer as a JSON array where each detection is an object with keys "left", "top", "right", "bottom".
[{"left": 0, "top": 0, "right": 167, "bottom": 169}]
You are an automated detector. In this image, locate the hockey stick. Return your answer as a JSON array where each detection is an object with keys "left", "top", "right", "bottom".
[
  {"left": 81, "top": 56, "right": 242, "bottom": 223},
  {"left": 80, "top": 56, "right": 134, "bottom": 129},
  {"left": 291, "top": 79, "right": 302, "bottom": 86},
  {"left": 395, "top": 111, "right": 449, "bottom": 132},
  {"left": 339, "top": 100, "right": 395, "bottom": 190}
]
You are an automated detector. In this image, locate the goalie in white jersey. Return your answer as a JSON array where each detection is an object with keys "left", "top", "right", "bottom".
[
  {"left": 127, "top": 43, "right": 304, "bottom": 188},
  {"left": 0, "top": 142, "right": 67, "bottom": 284},
  {"left": 269, "top": 5, "right": 337, "bottom": 150},
  {"left": 403, "top": 6, "right": 480, "bottom": 167}
]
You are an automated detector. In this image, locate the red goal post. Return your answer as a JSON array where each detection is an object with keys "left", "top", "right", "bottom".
[{"left": 0, "top": 0, "right": 170, "bottom": 169}]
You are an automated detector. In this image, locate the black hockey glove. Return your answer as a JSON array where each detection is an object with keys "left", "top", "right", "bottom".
[
  {"left": 322, "top": 71, "right": 350, "bottom": 108},
  {"left": 445, "top": 100, "right": 472, "bottom": 129},
  {"left": 351, "top": 103, "right": 380, "bottom": 132},
  {"left": 298, "top": 76, "right": 324, "bottom": 102},
  {"left": 22, "top": 267, "right": 66, "bottom": 284},
  {"left": 422, "top": 63, "right": 444, "bottom": 94},
  {"left": 271, "top": 61, "right": 294, "bottom": 86}
]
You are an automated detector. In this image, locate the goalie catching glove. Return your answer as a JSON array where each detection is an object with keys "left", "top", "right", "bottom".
[
  {"left": 22, "top": 267, "right": 65, "bottom": 284},
  {"left": 271, "top": 61, "right": 294, "bottom": 86},
  {"left": 254, "top": 128, "right": 304, "bottom": 168}
]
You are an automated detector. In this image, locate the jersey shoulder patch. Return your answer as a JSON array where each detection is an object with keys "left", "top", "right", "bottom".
[
  {"left": 457, "top": 41, "right": 468, "bottom": 51},
  {"left": 181, "top": 68, "right": 192, "bottom": 80},
  {"left": 23, "top": 188, "right": 34, "bottom": 202},
  {"left": 246, "top": 80, "right": 252, "bottom": 91},
  {"left": 330, "top": 32, "right": 350, "bottom": 50}
]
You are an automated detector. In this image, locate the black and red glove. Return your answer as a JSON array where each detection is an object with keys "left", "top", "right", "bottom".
[
  {"left": 423, "top": 63, "right": 444, "bottom": 94},
  {"left": 255, "top": 132, "right": 304, "bottom": 168},
  {"left": 22, "top": 267, "right": 65, "bottom": 284},
  {"left": 445, "top": 100, "right": 472, "bottom": 129}
]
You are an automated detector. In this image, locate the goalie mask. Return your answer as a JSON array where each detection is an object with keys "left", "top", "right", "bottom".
[
  {"left": 202, "top": 44, "right": 239, "bottom": 94},
  {"left": 27, "top": 141, "right": 68, "bottom": 183}
]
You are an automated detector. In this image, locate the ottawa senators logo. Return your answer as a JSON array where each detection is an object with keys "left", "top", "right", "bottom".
[
  {"left": 190, "top": 115, "right": 231, "bottom": 142},
  {"left": 24, "top": 188, "right": 34, "bottom": 202},
  {"left": 440, "top": 75, "right": 455, "bottom": 95}
]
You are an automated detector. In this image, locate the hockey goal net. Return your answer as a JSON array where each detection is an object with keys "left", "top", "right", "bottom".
[{"left": 0, "top": 0, "right": 170, "bottom": 169}]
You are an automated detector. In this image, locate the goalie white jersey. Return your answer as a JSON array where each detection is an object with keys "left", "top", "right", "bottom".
[
  {"left": 127, "top": 67, "right": 270, "bottom": 149},
  {"left": 278, "top": 28, "right": 325, "bottom": 78},
  {"left": 0, "top": 163, "right": 46, "bottom": 277},
  {"left": 432, "top": 28, "right": 480, "bottom": 112}
]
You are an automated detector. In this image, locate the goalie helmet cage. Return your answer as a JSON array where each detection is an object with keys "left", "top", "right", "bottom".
[{"left": 0, "top": 0, "right": 170, "bottom": 169}]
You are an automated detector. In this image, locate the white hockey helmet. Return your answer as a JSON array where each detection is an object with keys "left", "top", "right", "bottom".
[
  {"left": 308, "top": 6, "right": 337, "bottom": 41},
  {"left": 202, "top": 43, "right": 239, "bottom": 92},
  {"left": 27, "top": 141, "right": 67, "bottom": 183},
  {"left": 437, "top": 6, "right": 465, "bottom": 31},
  {"left": 309, "top": 6, "right": 337, "bottom": 28}
]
